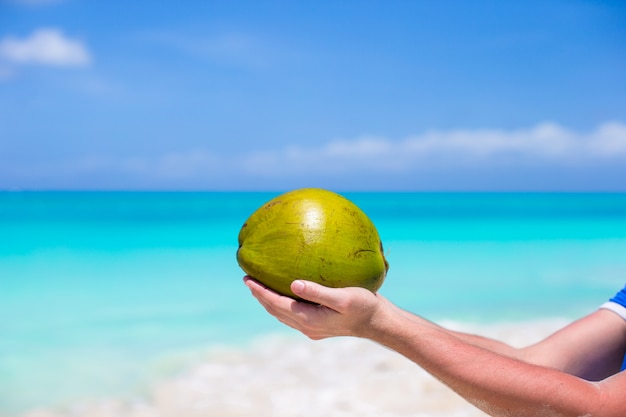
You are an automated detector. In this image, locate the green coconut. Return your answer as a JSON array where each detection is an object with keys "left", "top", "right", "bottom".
[{"left": 237, "top": 188, "right": 389, "bottom": 299}]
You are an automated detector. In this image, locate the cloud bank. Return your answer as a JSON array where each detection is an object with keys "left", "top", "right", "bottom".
[
  {"left": 238, "top": 121, "right": 626, "bottom": 176},
  {"left": 2, "top": 122, "right": 625, "bottom": 190},
  {"left": 0, "top": 28, "right": 91, "bottom": 67}
]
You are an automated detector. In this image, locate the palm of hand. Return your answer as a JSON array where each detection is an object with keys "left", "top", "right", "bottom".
[{"left": 244, "top": 277, "right": 383, "bottom": 340}]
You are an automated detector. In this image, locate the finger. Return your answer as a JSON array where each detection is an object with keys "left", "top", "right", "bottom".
[
  {"left": 290, "top": 280, "right": 351, "bottom": 312},
  {"left": 244, "top": 276, "right": 292, "bottom": 311},
  {"left": 244, "top": 276, "right": 316, "bottom": 327}
]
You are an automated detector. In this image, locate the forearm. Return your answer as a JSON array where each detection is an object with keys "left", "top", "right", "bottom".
[
  {"left": 392, "top": 303, "right": 626, "bottom": 380},
  {"left": 521, "top": 309, "right": 626, "bottom": 380},
  {"left": 392, "top": 304, "right": 522, "bottom": 359},
  {"left": 366, "top": 303, "right": 616, "bottom": 417}
]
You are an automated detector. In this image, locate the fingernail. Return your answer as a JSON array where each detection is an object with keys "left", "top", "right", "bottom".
[{"left": 291, "top": 280, "right": 305, "bottom": 294}]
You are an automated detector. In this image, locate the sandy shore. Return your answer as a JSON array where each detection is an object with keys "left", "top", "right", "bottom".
[{"left": 15, "top": 319, "right": 567, "bottom": 417}]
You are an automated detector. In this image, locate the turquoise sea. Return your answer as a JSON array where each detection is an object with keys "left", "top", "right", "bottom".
[{"left": 1, "top": 192, "right": 626, "bottom": 416}]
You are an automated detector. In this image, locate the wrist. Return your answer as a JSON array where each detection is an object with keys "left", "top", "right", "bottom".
[{"left": 358, "top": 295, "right": 403, "bottom": 341}]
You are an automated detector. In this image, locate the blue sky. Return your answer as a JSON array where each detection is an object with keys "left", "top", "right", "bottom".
[{"left": 0, "top": 0, "right": 625, "bottom": 191}]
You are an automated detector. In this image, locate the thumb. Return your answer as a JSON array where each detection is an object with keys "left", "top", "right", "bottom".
[{"left": 291, "top": 280, "right": 347, "bottom": 309}]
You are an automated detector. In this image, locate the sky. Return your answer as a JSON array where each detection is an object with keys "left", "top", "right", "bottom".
[{"left": 0, "top": 0, "right": 625, "bottom": 191}]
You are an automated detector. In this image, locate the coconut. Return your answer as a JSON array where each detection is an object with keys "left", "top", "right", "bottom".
[{"left": 237, "top": 188, "right": 389, "bottom": 299}]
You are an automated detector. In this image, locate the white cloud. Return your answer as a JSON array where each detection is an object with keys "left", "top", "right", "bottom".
[
  {"left": 4, "top": 122, "right": 625, "bottom": 190},
  {"left": 0, "top": 28, "right": 91, "bottom": 67},
  {"left": 588, "top": 122, "right": 626, "bottom": 155},
  {"left": 238, "top": 121, "right": 626, "bottom": 177},
  {"left": 405, "top": 123, "right": 574, "bottom": 157},
  {"left": 53, "top": 121, "right": 626, "bottom": 182}
]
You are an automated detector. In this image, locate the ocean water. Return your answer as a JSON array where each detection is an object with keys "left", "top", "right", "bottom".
[{"left": 1, "top": 191, "right": 626, "bottom": 417}]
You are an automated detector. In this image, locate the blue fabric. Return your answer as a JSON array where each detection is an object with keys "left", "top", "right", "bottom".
[
  {"left": 609, "top": 285, "right": 626, "bottom": 308},
  {"left": 610, "top": 285, "right": 626, "bottom": 371}
]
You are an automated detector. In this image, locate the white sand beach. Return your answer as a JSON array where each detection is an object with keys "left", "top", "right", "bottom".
[{"left": 16, "top": 319, "right": 568, "bottom": 417}]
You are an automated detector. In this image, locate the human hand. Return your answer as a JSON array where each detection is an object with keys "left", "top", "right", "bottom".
[{"left": 243, "top": 276, "right": 386, "bottom": 340}]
